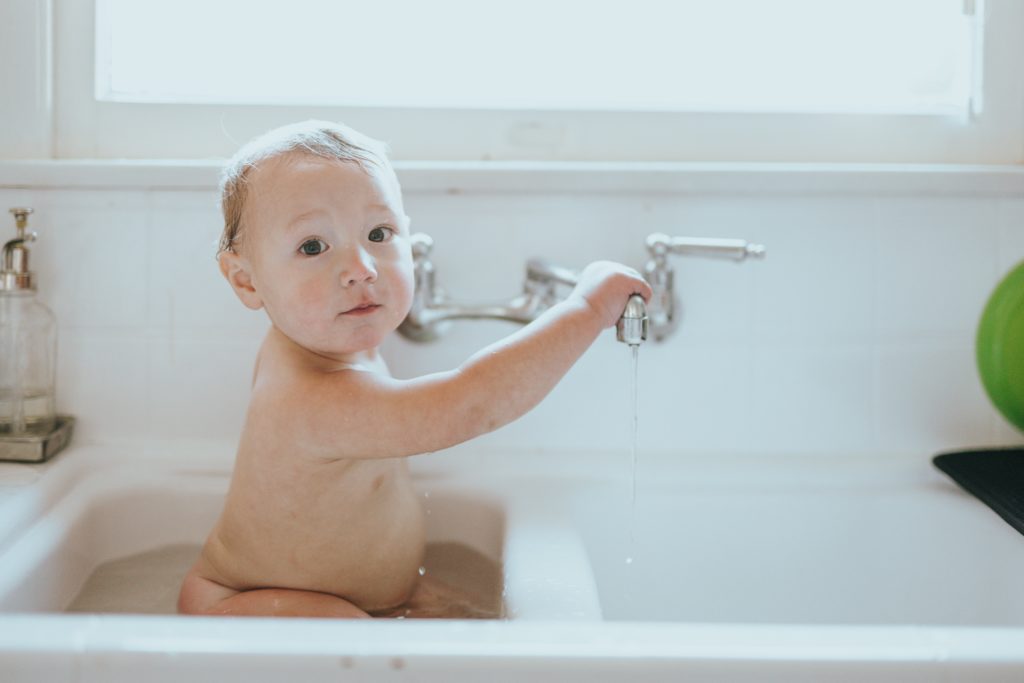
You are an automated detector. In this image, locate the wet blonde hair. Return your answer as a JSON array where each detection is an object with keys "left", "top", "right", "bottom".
[{"left": 218, "top": 120, "right": 395, "bottom": 256}]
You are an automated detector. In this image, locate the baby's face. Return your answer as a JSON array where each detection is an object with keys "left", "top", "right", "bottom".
[{"left": 236, "top": 154, "right": 414, "bottom": 359}]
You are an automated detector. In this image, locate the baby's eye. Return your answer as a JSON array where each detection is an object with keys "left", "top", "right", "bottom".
[
  {"left": 368, "top": 226, "right": 394, "bottom": 243},
  {"left": 299, "top": 239, "right": 329, "bottom": 256}
]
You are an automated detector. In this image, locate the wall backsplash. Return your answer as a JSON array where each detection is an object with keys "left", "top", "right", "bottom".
[{"left": 1, "top": 180, "right": 1021, "bottom": 461}]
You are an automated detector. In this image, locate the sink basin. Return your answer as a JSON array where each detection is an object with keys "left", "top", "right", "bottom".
[{"left": 568, "top": 458, "right": 1024, "bottom": 625}]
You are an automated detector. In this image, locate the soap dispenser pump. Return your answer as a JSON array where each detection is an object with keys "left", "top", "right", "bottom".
[{"left": 0, "top": 208, "right": 57, "bottom": 435}]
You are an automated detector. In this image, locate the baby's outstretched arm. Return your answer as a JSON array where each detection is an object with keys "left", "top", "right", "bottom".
[{"left": 276, "top": 261, "right": 651, "bottom": 460}]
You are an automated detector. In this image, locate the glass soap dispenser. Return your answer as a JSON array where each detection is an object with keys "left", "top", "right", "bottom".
[{"left": 0, "top": 208, "right": 57, "bottom": 435}]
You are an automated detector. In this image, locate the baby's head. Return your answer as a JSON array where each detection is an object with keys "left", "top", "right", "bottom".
[
  {"left": 219, "top": 120, "right": 399, "bottom": 256},
  {"left": 217, "top": 120, "right": 414, "bottom": 360}
]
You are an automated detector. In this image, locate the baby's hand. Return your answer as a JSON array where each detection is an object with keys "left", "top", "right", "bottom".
[{"left": 569, "top": 261, "right": 653, "bottom": 329}]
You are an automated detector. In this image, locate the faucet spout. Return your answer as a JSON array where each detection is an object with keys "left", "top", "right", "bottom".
[
  {"left": 525, "top": 259, "right": 580, "bottom": 288},
  {"left": 616, "top": 294, "right": 648, "bottom": 346},
  {"left": 399, "top": 233, "right": 555, "bottom": 341},
  {"left": 399, "top": 233, "right": 656, "bottom": 345}
]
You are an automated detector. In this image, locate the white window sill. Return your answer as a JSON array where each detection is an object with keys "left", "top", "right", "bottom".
[{"left": 0, "top": 159, "right": 1023, "bottom": 196}]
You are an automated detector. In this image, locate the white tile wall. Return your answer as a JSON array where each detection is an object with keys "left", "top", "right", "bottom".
[
  {"left": 999, "top": 198, "right": 1024, "bottom": 275},
  {"left": 874, "top": 339, "right": 993, "bottom": 454},
  {"left": 750, "top": 344, "right": 876, "bottom": 455},
  {"left": 58, "top": 335, "right": 149, "bottom": 443},
  {"left": 1, "top": 180, "right": 1021, "bottom": 458},
  {"left": 873, "top": 197, "right": 999, "bottom": 342},
  {"left": 38, "top": 191, "right": 151, "bottom": 330}
]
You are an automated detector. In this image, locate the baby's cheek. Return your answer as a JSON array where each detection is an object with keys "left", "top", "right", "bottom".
[
  {"left": 294, "top": 276, "right": 330, "bottom": 303},
  {"left": 290, "top": 279, "right": 335, "bottom": 324}
]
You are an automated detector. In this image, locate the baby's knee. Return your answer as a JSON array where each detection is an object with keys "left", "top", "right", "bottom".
[{"left": 177, "top": 568, "right": 237, "bottom": 615}]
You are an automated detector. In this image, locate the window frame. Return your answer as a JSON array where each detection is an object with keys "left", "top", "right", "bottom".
[{"left": 4, "top": 0, "right": 1023, "bottom": 163}]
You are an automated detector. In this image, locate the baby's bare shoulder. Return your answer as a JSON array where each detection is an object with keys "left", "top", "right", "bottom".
[
  {"left": 250, "top": 358, "right": 378, "bottom": 420},
  {"left": 243, "top": 328, "right": 470, "bottom": 461},
  {"left": 243, "top": 359, "right": 399, "bottom": 463}
]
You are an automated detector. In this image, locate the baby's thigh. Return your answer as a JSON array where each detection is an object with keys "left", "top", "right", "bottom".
[
  {"left": 179, "top": 567, "right": 369, "bottom": 619},
  {"left": 205, "top": 587, "right": 371, "bottom": 618}
]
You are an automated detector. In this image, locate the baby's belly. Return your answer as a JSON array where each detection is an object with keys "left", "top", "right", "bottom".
[{"left": 203, "top": 459, "right": 427, "bottom": 612}]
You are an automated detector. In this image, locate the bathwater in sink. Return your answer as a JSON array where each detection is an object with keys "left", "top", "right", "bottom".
[
  {"left": 65, "top": 540, "right": 502, "bottom": 617},
  {"left": 0, "top": 468, "right": 508, "bottom": 619}
]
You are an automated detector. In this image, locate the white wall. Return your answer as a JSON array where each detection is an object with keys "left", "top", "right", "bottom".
[{"left": 1, "top": 169, "right": 1021, "bottom": 461}]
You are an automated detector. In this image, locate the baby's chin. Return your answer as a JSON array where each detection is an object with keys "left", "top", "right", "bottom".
[{"left": 271, "top": 323, "right": 379, "bottom": 364}]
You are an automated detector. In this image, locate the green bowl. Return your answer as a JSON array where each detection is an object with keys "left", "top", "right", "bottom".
[{"left": 977, "top": 260, "right": 1024, "bottom": 433}]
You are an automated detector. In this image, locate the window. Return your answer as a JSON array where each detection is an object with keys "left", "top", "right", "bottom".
[
  {"left": 4, "top": 0, "right": 1023, "bottom": 162},
  {"left": 98, "top": 0, "right": 976, "bottom": 117}
]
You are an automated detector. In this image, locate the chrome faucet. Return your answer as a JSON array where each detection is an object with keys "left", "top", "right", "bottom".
[
  {"left": 398, "top": 231, "right": 765, "bottom": 344},
  {"left": 398, "top": 234, "right": 648, "bottom": 344}
]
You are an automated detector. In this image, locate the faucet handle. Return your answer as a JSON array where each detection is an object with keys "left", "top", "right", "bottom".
[
  {"left": 410, "top": 232, "right": 434, "bottom": 258},
  {"left": 642, "top": 233, "right": 766, "bottom": 342},
  {"left": 646, "top": 233, "right": 766, "bottom": 262},
  {"left": 8, "top": 208, "right": 34, "bottom": 239}
]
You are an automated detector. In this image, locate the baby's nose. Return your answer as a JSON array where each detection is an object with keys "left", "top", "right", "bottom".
[{"left": 340, "top": 247, "right": 377, "bottom": 286}]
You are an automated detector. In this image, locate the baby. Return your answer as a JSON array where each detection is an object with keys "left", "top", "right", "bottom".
[{"left": 177, "top": 120, "right": 651, "bottom": 619}]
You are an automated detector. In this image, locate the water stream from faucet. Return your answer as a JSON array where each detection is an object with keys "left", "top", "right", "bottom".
[{"left": 626, "top": 343, "right": 639, "bottom": 566}]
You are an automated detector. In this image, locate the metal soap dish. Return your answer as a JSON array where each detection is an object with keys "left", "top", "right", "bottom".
[{"left": 0, "top": 415, "right": 75, "bottom": 463}]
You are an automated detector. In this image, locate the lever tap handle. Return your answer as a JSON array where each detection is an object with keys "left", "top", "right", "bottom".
[{"left": 646, "top": 233, "right": 766, "bottom": 261}]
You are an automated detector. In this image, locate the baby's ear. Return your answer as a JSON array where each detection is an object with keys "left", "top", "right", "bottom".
[{"left": 218, "top": 251, "right": 264, "bottom": 311}]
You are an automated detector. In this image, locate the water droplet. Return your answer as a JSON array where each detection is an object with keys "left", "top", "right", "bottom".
[
  {"left": 625, "top": 556, "right": 633, "bottom": 565},
  {"left": 418, "top": 566, "right": 427, "bottom": 576},
  {"left": 423, "top": 491, "right": 430, "bottom": 498}
]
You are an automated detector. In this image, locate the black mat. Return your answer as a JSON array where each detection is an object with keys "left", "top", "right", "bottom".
[{"left": 933, "top": 448, "right": 1024, "bottom": 537}]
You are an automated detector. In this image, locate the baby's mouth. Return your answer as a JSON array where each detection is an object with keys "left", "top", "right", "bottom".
[{"left": 341, "top": 302, "right": 381, "bottom": 316}]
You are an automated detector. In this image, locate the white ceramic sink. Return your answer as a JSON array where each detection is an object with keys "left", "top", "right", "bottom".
[{"left": 0, "top": 445, "right": 1022, "bottom": 682}]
